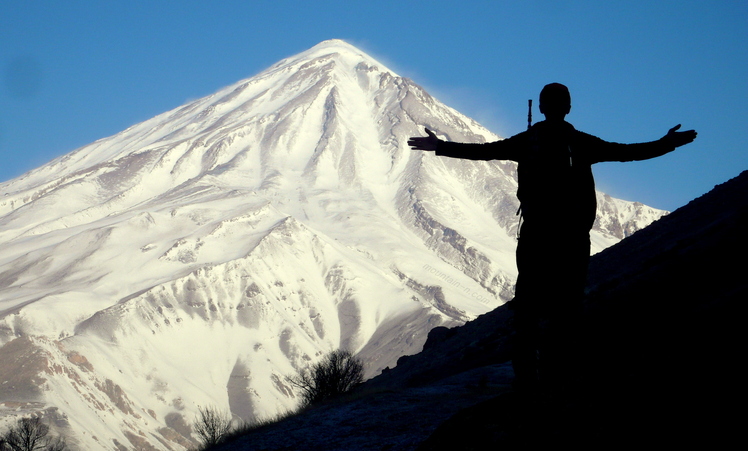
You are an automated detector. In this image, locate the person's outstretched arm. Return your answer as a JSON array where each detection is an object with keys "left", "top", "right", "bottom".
[
  {"left": 662, "top": 124, "right": 698, "bottom": 148},
  {"left": 407, "top": 128, "right": 440, "bottom": 151},
  {"left": 408, "top": 128, "right": 521, "bottom": 161},
  {"left": 590, "top": 125, "right": 697, "bottom": 163}
]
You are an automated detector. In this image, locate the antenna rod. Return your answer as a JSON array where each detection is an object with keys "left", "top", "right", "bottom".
[{"left": 527, "top": 99, "right": 532, "bottom": 130}]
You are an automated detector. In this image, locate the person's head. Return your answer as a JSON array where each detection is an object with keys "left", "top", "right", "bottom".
[{"left": 539, "top": 83, "right": 571, "bottom": 121}]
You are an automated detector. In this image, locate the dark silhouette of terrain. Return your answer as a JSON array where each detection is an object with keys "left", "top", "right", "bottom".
[
  {"left": 416, "top": 170, "right": 746, "bottom": 450},
  {"left": 213, "top": 171, "right": 746, "bottom": 450}
]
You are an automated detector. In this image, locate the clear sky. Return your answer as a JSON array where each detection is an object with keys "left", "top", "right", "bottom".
[{"left": 1, "top": 0, "right": 746, "bottom": 211}]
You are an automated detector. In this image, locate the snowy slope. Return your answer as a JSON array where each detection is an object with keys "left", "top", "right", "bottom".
[{"left": 0, "top": 40, "right": 665, "bottom": 450}]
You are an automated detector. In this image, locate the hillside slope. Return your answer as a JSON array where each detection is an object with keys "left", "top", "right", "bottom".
[{"left": 214, "top": 170, "right": 746, "bottom": 450}]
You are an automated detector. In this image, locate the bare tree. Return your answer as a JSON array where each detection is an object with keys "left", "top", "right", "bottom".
[
  {"left": 0, "top": 416, "right": 66, "bottom": 451},
  {"left": 193, "top": 406, "right": 233, "bottom": 449},
  {"left": 287, "top": 349, "right": 364, "bottom": 407}
]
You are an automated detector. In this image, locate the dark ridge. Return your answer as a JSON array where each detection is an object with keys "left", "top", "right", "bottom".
[{"left": 213, "top": 170, "right": 746, "bottom": 450}]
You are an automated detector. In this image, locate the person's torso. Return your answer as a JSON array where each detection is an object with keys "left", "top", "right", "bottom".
[{"left": 516, "top": 121, "right": 597, "bottom": 231}]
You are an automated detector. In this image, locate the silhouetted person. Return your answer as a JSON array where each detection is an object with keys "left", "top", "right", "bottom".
[{"left": 409, "top": 83, "right": 696, "bottom": 393}]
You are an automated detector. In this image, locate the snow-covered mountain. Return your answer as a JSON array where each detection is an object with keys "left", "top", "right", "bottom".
[{"left": 0, "top": 40, "right": 665, "bottom": 450}]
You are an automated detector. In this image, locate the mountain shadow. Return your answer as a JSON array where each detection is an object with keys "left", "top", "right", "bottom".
[{"left": 212, "top": 170, "right": 746, "bottom": 450}]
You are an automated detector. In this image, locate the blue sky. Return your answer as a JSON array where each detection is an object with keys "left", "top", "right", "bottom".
[{"left": 1, "top": 1, "right": 746, "bottom": 211}]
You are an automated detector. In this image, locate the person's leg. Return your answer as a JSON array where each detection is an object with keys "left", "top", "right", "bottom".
[
  {"left": 511, "top": 300, "right": 540, "bottom": 392},
  {"left": 537, "top": 232, "right": 590, "bottom": 395}
]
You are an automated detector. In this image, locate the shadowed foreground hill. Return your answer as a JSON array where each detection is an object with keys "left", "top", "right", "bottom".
[{"left": 214, "top": 170, "right": 746, "bottom": 450}]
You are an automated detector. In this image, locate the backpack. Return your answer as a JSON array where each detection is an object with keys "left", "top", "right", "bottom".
[{"left": 516, "top": 121, "right": 597, "bottom": 234}]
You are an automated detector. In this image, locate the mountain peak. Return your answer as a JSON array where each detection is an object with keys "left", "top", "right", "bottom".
[
  {"left": 304, "top": 39, "right": 371, "bottom": 59},
  {"left": 0, "top": 40, "right": 669, "bottom": 450},
  {"left": 266, "top": 39, "right": 397, "bottom": 79},
  {"left": 310, "top": 38, "right": 358, "bottom": 51}
]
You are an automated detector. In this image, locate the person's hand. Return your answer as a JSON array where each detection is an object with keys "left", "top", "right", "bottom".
[
  {"left": 663, "top": 124, "right": 697, "bottom": 148},
  {"left": 408, "top": 128, "right": 440, "bottom": 151}
]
